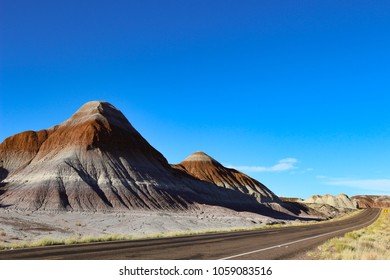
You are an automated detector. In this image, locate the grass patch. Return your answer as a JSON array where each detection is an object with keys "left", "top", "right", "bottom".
[
  {"left": 308, "top": 209, "right": 390, "bottom": 260},
  {"left": 0, "top": 234, "right": 132, "bottom": 250},
  {"left": 0, "top": 209, "right": 364, "bottom": 251},
  {"left": 0, "top": 226, "right": 286, "bottom": 250},
  {"left": 345, "top": 231, "right": 361, "bottom": 240}
]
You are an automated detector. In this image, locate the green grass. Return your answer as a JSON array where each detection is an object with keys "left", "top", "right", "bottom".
[{"left": 308, "top": 209, "right": 390, "bottom": 260}]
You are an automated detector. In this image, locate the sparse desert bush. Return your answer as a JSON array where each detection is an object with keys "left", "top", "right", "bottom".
[
  {"left": 308, "top": 210, "right": 390, "bottom": 260},
  {"left": 63, "top": 234, "right": 130, "bottom": 245},
  {"left": 0, "top": 234, "right": 132, "bottom": 250},
  {"left": 345, "top": 231, "right": 361, "bottom": 240},
  {"left": 31, "top": 238, "right": 65, "bottom": 247}
]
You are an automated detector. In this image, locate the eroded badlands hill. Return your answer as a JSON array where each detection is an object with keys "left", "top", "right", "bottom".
[
  {"left": 304, "top": 194, "right": 357, "bottom": 209},
  {"left": 173, "top": 151, "right": 279, "bottom": 204},
  {"left": 0, "top": 101, "right": 292, "bottom": 216},
  {"left": 1, "top": 101, "right": 189, "bottom": 210},
  {"left": 173, "top": 152, "right": 317, "bottom": 217},
  {"left": 352, "top": 195, "right": 390, "bottom": 208}
]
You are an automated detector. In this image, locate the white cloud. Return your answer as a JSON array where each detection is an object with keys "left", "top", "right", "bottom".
[
  {"left": 323, "top": 178, "right": 390, "bottom": 193},
  {"left": 227, "top": 158, "right": 298, "bottom": 173}
]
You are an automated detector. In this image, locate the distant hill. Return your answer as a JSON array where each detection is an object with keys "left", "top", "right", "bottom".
[
  {"left": 280, "top": 197, "right": 304, "bottom": 203},
  {"left": 352, "top": 195, "right": 390, "bottom": 208},
  {"left": 303, "top": 194, "right": 357, "bottom": 209}
]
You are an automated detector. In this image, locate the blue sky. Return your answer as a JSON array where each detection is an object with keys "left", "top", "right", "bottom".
[{"left": 1, "top": 0, "right": 390, "bottom": 198}]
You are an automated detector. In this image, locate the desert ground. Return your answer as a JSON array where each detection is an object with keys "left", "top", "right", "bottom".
[{"left": 0, "top": 204, "right": 306, "bottom": 247}]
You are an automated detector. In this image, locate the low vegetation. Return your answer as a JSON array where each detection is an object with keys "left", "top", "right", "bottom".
[
  {"left": 308, "top": 209, "right": 390, "bottom": 259},
  {"left": 0, "top": 209, "right": 364, "bottom": 250},
  {"left": 1, "top": 228, "right": 268, "bottom": 250}
]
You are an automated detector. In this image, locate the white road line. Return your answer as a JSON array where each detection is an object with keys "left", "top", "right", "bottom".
[{"left": 219, "top": 210, "right": 380, "bottom": 260}]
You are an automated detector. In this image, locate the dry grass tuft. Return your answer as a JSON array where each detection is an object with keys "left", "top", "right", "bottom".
[{"left": 308, "top": 209, "right": 390, "bottom": 260}]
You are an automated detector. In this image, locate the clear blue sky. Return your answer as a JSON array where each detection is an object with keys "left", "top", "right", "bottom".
[{"left": 1, "top": 0, "right": 390, "bottom": 198}]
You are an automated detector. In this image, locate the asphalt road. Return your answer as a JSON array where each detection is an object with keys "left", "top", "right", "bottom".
[{"left": 0, "top": 208, "right": 380, "bottom": 260}]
